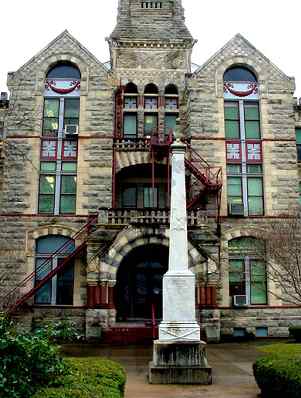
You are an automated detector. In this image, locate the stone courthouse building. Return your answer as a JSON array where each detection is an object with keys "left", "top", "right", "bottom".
[{"left": 1, "top": 0, "right": 301, "bottom": 341}]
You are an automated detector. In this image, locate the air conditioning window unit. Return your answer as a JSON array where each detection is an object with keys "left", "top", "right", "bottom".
[
  {"left": 233, "top": 295, "right": 248, "bottom": 307},
  {"left": 65, "top": 125, "right": 79, "bottom": 135},
  {"left": 229, "top": 203, "right": 244, "bottom": 216}
]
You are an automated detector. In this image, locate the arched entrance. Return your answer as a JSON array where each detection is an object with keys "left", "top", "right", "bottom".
[{"left": 115, "top": 244, "right": 168, "bottom": 322}]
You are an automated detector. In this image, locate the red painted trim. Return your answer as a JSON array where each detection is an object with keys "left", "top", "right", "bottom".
[
  {"left": 40, "top": 139, "right": 58, "bottom": 161},
  {"left": 62, "top": 139, "right": 78, "bottom": 161},
  {"left": 245, "top": 140, "right": 263, "bottom": 164}
]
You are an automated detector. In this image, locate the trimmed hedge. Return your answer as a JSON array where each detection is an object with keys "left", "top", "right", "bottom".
[
  {"left": 253, "top": 344, "right": 301, "bottom": 398},
  {"left": 32, "top": 358, "right": 126, "bottom": 398}
]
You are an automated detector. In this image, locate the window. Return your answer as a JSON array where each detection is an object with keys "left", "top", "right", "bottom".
[
  {"left": 39, "top": 63, "right": 80, "bottom": 214},
  {"left": 299, "top": 182, "right": 301, "bottom": 206},
  {"left": 224, "top": 67, "right": 263, "bottom": 216},
  {"left": 123, "top": 114, "right": 137, "bottom": 139},
  {"left": 144, "top": 114, "right": 158, "bottom": 136},
  {"left": 120, "top": 185, "right": 163, "bottom": 209},
  {"left": 35, "top": 235, "right": 75, "bottom": 305},
  {"left": 228, "top": 237, "right": 267, "bottom": 306},
  {"left": 141, "top": 2, "right": 162, "bottom": 9},
  {"left": 164, "top": 114, "right": 177, "bottom": 136},
  {"left": 296, "top": 128, "right": 301, "bottom": 162},
  {"left": 164, "top": 84, "right": 178, "bottom": 136}
]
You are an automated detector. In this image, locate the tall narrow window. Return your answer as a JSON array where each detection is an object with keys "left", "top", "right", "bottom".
[
  {"left": 144, "top": 84, "right": 158, "bottom": 136},
  {"left": 123, "top": 82, "right": 138, "bottom": 140},
  {"left": 39, "top": 62, "right": 80, "bottom": 215},
  {"left": 296, "top": 128, "right": 301, "bottom": 162},
  {"left": 224, "top": 67, "right": 263, "bottom": 216},
  {"left": 164, "top": 84, "right": 178, "bottom": 137},
  {"left": 228, "top": 237, "right": 267, "bottom": 306},
  {"left": 35, "top": 235, "right": 75, "bottom": 305}
]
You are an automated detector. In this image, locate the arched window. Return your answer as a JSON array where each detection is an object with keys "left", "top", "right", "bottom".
[
  {"left": 35, "top": 235, "right": 75, "bottom": 305},
  {"left": 39, "top": 62, "right": 80, "bottom": 215},
  {"left": 47, "top": 62, "right": 81, "bottom": 80},
  {"left": 228, "top": 237, "right": 267, "bottom": 306},
  {"left": 224, "top": 66, "right": 263, "bottom": 217},
  {"left": 144, "top": 84, "right": 159, "bottom": 136},
  {"left": 123, "top": 83, "right": 138, "bottom": 140},
  {"left": 164, "top": 84, "right": 178, "bottom": 136},
  {"left": 224, "top": 66, "right": 257, "bottom": 83}
]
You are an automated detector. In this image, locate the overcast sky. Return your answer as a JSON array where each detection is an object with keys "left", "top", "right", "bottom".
[{"left": 1, "top": 0, "right": 300, "bottom": 97}]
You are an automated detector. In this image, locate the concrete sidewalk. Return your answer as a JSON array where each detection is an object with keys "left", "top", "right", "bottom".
[{"left": 63, "top": 342, "right": 262, "bottom": 398}]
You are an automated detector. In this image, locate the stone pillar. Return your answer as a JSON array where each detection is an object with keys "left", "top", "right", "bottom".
[{"left": 149, "top": 140, "right": 212, "bottom": 384}]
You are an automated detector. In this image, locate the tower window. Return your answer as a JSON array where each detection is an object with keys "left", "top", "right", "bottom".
[{"left": 141, "top": 2, "right": 162, "bottom": 9}]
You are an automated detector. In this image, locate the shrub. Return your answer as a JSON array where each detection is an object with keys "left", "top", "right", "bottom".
[
  {"left": 33, "top": 358, "right": 126, "bottom": 398},
  {"left": 33, "top": 319, "right": 82, "bottom": 343},
  {"left": 289, "top": 326, "right": 301, "bottom": 342},
  {"left": 253, "top": 344, "right": 301, "bottom": 398},
  {"left": 0, "top": 315, "right": 68, "bottom": 398}
]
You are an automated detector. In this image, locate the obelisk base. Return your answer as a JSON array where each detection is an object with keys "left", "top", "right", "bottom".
[{"left": 149, "top": 340, "right": 212, "bottom": 384}]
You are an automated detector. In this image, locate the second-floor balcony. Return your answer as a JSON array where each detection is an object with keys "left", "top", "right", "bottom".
[{"left": 98, "top": 207, "right": 209, "bottom": 228}]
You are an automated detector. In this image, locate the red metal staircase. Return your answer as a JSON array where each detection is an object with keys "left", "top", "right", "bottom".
[
  {"left": 185, "top": 144, "right": 222, "bottom": 210},
  {"left": 3, "top": 214, "right": 98, "bottom": 314}
]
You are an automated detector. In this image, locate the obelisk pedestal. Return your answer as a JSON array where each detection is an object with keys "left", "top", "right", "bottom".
[{"left": 149, "top": 140, "right": 212, "bottom": 384}]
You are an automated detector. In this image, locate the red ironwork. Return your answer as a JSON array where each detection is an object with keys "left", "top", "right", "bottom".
[{"left": 4, "top": 214, "right": 98, "bottom": 314}]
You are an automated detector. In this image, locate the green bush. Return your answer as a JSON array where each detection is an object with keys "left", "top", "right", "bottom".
[
  {"left": 33, "top": 319, "right": 82, "bottom": 343},
  {"left": 0, "top": 315, "right": 68, "bottom": 398},
  {"left": 289, "top": 326, "right": 301, "bottom": 342},
  {"left": 33, "top": 358, "right": 126, "bottom": 398},
  {"left": 253, "top": 343, "right": 301, "bottom": 398}
]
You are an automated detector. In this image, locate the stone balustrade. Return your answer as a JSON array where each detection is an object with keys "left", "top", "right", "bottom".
[{"left": 98, "top": 208, "right": 208, "bottom": 227}]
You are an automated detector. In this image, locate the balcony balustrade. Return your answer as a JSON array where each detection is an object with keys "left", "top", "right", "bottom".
[{"left": 98, "top": 207, "right": 208, "bottom": 227}]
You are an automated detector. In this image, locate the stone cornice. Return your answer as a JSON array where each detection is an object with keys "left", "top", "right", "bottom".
[{"left": 108, "top": 38, "right": 196, "bottom": 50}]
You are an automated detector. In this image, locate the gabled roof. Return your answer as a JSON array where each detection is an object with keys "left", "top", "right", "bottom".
[
  {"left": 193, "top": 33, "right": 293, "bottom": 83},
  {"left": 16, "top": 30, "right": 109, "bottom": 75}
]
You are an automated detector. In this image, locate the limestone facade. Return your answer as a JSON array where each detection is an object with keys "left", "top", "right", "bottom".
[{"left": 0, "top": 0, "right": 300, "bottom": 340}]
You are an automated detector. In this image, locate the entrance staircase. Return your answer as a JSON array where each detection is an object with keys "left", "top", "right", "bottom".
[{"left": 2, "top": 214, "right": 98, "bottom": 315}]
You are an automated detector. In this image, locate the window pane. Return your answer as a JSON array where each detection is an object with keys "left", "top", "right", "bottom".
[
  {"left": 225, "top": 121, "right": 240, "bottom": 139},
  {"left": 61, "top": 176, "right": 77, "bottom": 194},
  {"left": 56, "top": 263, "right": 74, "bottom": 305},
  {"left": 297, "top": 145, "right": 301, "bottom": 162},
  {"left": 124, "top": 96, "right": 137, "bottom": 109},
  {"left": 39, "top": 196, "right": 54, "bottom": 213},
  {"left": 41, "top": 162, "right": 56, "bottom": 172},
  {"left": 36, "top": 257, "right": 52, "bottom": 280},
  {"left": 245, "top": 103, "right": 259, "bottom": 120},
  {"left": 64, "top": 99, "right": 80, "bottom": 118},
  {"left": 229, "top": 259, "right": 245, "bottom": 297},
  {"left": 299, "top": 182, "right": 301, "bottom": 206},
  {"left": 62, "top": 162, "right": 77, "bottom": 173},
  {"left": 225, "top": 103, "right": 239, "bottom": 119},
  {"left": 251, "top": 282, "right": 267, "bottom": 304},
  {"left": 35, "top": 282, "right": 52, "bottom": 304},
  {"left": 122, "top": 187, "right": 137, "bottom": 208},
  {"left": 144, "top": 187, "right": 158, "bottom": 208},
  {"left": 44, "top": 99, "right": 59, "bottom": 118},
  {"left": 228, "top": 177, "right": 242, "bottom": 196},
  {"left": 123, "top": 114, "right": 137, "bottom": 137},
  {"left": 296, "top": 129, "right": 301, "bottom": 145},
  {"left": 164, "top": 115, "right": 177, "bottom": 135},
  {"left": 165, "top": 98, "right": 178, "bottom": 110},
  {"left": 248, "top": 178, "right": 263, "bottom": 196},
  {"left": 245, "top": 121, "right": 260, "bottom": 139},
  {"left": 145, "top": 97, "right": 158, "bottom": 110},
  {"left": 144, "top": 114, "right": 158, "bottom": 135},
  {"left": 40, "top": 176, "right": 55, "bottom": 194},
  {"left": 247, "top": 165, "right": 262, "bottom": 174},
  {"left": 60, "top": 195, "right": 76, "bottom": 213},
  {"left": 43, "top": 118, "right": 59, "bottom": 133},
  {"left": 248, "top": 197, "right": 263, "bottom": 215},
  {"left": 227, "top": 164, "right": 241, "bottom": 175},
  {"left": 251, "top": 261, "right": 266, "bottom": 281}
]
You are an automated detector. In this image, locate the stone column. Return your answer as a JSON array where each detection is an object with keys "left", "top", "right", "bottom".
[
  {"left": 159, "top": 139, "right": 200, "bottom": 341},
  {"left": 149, "top": 140, "right": 212, "bottom": 384}
]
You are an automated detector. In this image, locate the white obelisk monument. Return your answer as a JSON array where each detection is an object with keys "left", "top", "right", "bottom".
[{"left": 149, "top": 139, "right": 212, "bottom": 384}]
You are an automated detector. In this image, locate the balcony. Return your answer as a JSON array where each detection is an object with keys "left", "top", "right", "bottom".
[{"left": 98, "top": 208, "right": 208, "bottom": 227}]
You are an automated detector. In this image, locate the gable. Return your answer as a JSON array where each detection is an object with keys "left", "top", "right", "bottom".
[{"left": 193, "top": 34, "right": 294, "bottom": 88}]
